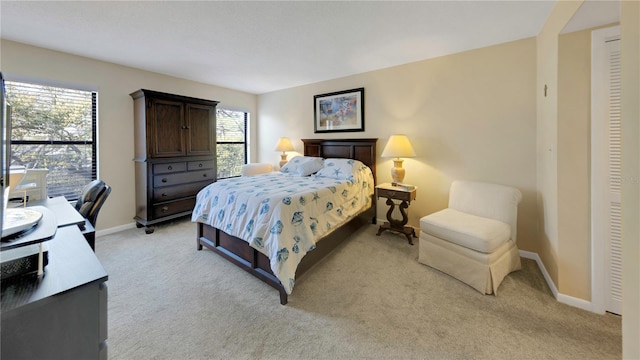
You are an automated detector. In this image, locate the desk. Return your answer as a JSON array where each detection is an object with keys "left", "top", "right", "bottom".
[
  {"left": 29, "top": 196, "right": 96, "bottom": 250},
  {"left": 1, "top": 226, "right": 108, "bottom": 359},
  {"left": 29, "top": 196, "right": 85, "bottom": 228},
  {"left": 0, "top": 206, "right": 57, "bottom": 251}
]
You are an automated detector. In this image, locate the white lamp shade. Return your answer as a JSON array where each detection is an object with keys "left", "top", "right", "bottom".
[
  {"left": 274, "top": 137, "right": 294, "bottom": 152},
  {"left": 381, "top": 135, "right": 416, "bottom": 158}
]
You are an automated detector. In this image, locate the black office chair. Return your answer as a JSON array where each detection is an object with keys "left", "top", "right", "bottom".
[
  {"left": 75, "top": 179, "right": 111, "bottom": 250},
  {"left": 75, "top": 179, "right": 111, "bottom": 227}
]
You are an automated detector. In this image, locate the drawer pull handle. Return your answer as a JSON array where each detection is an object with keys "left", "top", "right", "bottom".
[
  {"left": 198, "top": 163, "right": 203, "bottom": 168},
  {"left": 168, "top": 166, "right": 173, "bottom": 170},
  {"left": 162, "top": 178, "right": 168, "bottom": 183},
  {"left": 161, "top": 193, "right": 167, "bottom": 197},
  {"left": 162, "top": 206, "right": 169, "bottom": 212},
  {"left": 203, "top": 173, "right": 207, "bottom": 178}
]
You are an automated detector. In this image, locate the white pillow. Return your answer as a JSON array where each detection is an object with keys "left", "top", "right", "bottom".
[
  {"left": 280, "top": 156, "right": 324, "bottom": 176},
  {"left": 315, "top": 158, "right": 364, "bottom": 180}
]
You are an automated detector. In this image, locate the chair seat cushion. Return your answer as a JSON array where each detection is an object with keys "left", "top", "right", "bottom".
[{"left": 419, "top": 208, "right": 511, "bottom": 253}]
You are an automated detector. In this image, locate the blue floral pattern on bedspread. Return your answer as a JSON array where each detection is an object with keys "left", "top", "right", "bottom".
[{"left": 191, "top": 162, "right": 374, "bottom": 295}]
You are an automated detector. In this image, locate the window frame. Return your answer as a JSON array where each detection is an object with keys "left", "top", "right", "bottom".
[
  {"left": 6, "top": 80, "right": 97, "bottom": 201},
  {"left": 216, "top": 108, "right": 248, "bottom": 179}
]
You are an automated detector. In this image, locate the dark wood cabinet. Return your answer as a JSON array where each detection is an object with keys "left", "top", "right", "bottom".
[
  {"left": 131, "top": 89, "right": 218, "bottom": 233},
  {"left": 1, "top": 226, "right": 108, "bottom": 359}
]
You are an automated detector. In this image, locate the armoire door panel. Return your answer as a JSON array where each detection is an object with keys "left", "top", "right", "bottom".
[
  {"left": 186, "top": 103, "right": 214, "bottom": 156},
  {"left": 151, "top": 99, "right": 185, "bottom": 158}
]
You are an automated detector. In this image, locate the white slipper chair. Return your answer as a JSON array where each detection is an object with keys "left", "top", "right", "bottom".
[
  {"left": 418, "top": 180, "right": 522, "bottom": 294},
  {"left": 241, "top": 163, "right": 273, "bottom": 176}
]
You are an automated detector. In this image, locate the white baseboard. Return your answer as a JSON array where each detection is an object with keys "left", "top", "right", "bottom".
[
  {"left": 518, "top": 250, "right": 559, "bottom": 298},
  {"left": 519, "top": 250, "right": 595, "bottom": 313},
  {"left": 95, "top": 222, "right": 136, "bottom": 238}
]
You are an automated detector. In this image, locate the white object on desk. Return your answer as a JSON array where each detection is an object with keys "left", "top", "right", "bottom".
[
  {"left": 8, "top": 167, "right": 49, "bottom": 205},
  {"left": 2, "top": 208, "right": 43, "bottom": 237}
]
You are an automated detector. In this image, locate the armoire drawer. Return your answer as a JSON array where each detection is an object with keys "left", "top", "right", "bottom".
[
  {"left": 151, "top": 198, "right": 196, "bottom": 218},
  {"left": 153, "top": 169, "right": 213, "bottom": 187},
  {"left": 153, "top": 162, "right": 187, "bottom": 174},
  {"left": 188, "top": 160, "right": 213, "bottom": 171},
  {"left": 152, "top": 181, "right": 211, "bottom": 202}
]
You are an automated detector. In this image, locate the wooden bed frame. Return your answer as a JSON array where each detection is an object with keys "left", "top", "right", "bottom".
[{"left": 196, "top": 138, "right": 378, "bottom": 304}]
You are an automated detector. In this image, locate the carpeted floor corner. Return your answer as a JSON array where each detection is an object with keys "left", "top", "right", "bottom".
[{"left": 95, "top": 218, "right": 621, "bottom": 359}]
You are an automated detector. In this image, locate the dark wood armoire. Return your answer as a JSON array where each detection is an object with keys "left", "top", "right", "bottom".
[{"left": 131, "top": 89, "right": 218, "bottom": 233}]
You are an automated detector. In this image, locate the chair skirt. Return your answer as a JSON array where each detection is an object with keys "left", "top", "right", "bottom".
[{"left": 418, "top": 231, "right": 521, "bottom": 295}]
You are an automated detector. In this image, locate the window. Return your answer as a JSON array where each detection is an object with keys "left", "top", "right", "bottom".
[
  {"left": 5, "top": 81, "right": 96, "bottom": 200},
  {"left": 216, "top": 108, "right": 247, "bottom": 179}
]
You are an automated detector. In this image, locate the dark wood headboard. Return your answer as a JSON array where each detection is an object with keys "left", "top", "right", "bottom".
[{"left": 301, "top": 138, "right": 378, "bottom": 184}]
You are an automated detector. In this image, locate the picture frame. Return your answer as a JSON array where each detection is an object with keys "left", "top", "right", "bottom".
[{"left": 314, "top": 88, "right": 364, "bottom": 133}]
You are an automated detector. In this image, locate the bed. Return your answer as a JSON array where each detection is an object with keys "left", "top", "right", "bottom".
[{"left": 193, "top": 138, "right": 377, "bottom": 304}]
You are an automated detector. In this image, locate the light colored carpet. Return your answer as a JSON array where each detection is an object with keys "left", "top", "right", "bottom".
[{"left": 96, "top": 218, "right": 621, "bottom": 359}]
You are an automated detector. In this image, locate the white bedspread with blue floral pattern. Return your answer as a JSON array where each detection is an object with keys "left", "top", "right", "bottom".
[{"left": 191, "top": 163, "right": 374, "bottom": 295}]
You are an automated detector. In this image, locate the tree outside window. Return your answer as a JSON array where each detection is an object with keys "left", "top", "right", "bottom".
[
  {"left": 6, "top": 81, "right": 96, "bottom": 200},
  {"left": 216, "top": 109, "right": 247, "bottom": 179}
]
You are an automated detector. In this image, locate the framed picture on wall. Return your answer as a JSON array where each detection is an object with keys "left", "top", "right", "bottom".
[{"left": 314, "top": 88, "right": 364, "bottom": 133}]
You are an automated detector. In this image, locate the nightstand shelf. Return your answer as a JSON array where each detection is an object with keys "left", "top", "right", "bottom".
[{"left": 375, "top": 183, "right": 417, "bottom": 245}]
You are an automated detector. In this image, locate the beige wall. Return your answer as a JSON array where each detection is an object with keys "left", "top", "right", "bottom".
[
  {"left": 535, "top": 0, "right": 583, "bottom": 296},
  {"left": 557, "top": 22, "right": 621, "bottom": 303},
  {"left": 557, "top": 28, "right": 592, "bottom": 300},
  {"left": 541, "top": 0, "right": 640, "bottom": 356},
  {"left": 258, "top": 38, "right": 539, "bottom": 252},
  {"left": 621, "top": 0, "right": 640, "bottom": 357},
  {"left": 1, "top": 40, "right": 258, "bottom": 231}
]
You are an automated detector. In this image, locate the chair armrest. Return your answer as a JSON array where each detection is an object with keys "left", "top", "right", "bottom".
[{"left": 241, "top": 163, "right": 274, "bottom": 176}]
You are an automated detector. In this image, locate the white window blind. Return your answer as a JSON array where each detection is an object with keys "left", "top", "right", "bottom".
[
  {"left": 6, "top": 81, "right": 97, "bottom": 200},
  {"left": 216, "top": 108, "right": 247, "bottom": 179}
]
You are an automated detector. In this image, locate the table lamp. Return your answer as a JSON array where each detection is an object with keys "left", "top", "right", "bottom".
[
  {"left": 381, "top": 134, "right": 416, "bottom": 183},
  {"left": 274, "top": 137, "right": 294, "bottom": 168}
]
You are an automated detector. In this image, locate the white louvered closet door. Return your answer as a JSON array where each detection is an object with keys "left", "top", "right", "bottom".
[
  {"left": 605, "top": 37, "right": 622, "bottom": 315},
  {"left": 592, "top": 25, "right": 621, "bottom": 316}
]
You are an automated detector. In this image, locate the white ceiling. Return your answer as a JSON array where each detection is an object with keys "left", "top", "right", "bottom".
[
  {"left": 0, "top": 1, "right": 618, "bottom": 95},
  {"left": 562, "top": 0, "right": 620, "bottom": 34}
]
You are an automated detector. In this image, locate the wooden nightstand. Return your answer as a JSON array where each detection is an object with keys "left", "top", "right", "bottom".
[{"left": 375, "top": 183, "right": 417, "bottom": 245}]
